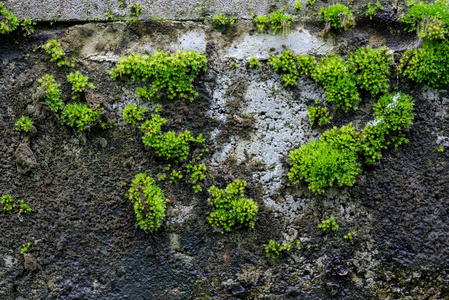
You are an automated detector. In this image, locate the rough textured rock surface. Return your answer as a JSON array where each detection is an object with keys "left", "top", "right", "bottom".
[{"left": 1, "top": 3, "right": 449, "bottom": 299}]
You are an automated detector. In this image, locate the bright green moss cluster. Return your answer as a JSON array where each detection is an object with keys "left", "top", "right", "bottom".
[
  {"left": 288, "top": 139, "right": 361, "bottom": 194},
  {"left": 402, "top": 0, "right": 449, "bottom": 40},
  {"left": 318, "top": 216, "right": 339, "bottom": 232},
  {"left": 253, "top": 10, "right": 293, "bottom": 37},
  {"left": 15, "top": 116, "right": 33, "bottom": 132},
  {"left": 129, "top": 3, "right": 142, "bottom": 20},
  {"left": 1, "top": 194, "right": 15, "bottom": 211},
  {"left": 123, "top": 103, "right": 147, "bottom": 124},
  {"left": 398, "top": 41, "right": 449, "bottom": 87},
  {"left": 320, "top": 4, "right": 355, "bottom": 31},
  {"left": 307, "top": 106, "right": 331, "bottom": 126},
  {"left": 264, "top": 240, "right": 291, "bottom": 258},
  {"left": 42, "top": 39, "right": 75, "bottom": 67},
  {"left": 248, "top": 56, "right": 261, "bottom": 68},
  {"left": 268, "top": 50, "right": 299, "bottom": 87},
  {"left": 61, "top": 103, "right": 105, "bottom": 132},
  {"left": 289, "top": 93, "right": 415, "bottom": 193},
  {"left": 209, "top": 13, "right": 235, "bottom": 27},
  {"left": 207, "top": 179, "right": 258, "bottom": 233},
  {"left": 67, "top": 71, "right": 95, "bottom": 96},
  {"left": 140, "top": 114, "right": 204, "bottom": 161},
  {"left": 36, "top": 74, "right": 64, "bottom": 111},
  {"left": 361, "top": 93, "right": 415, "bottom": 162},
  {"left": 347, "top": 46, "right": 393, "bottom": 96},
  {"left": 109, "top": 50, "right": 207, "bottom": 102},
  {"left": 312, "top": 54, "right": 360, "bottom": 112},
  {"left": 126, "top": 173, "right": 167, "bottom": 232},
  {"left": 0, "top": 3, "right": 19, "bottom": 34}
]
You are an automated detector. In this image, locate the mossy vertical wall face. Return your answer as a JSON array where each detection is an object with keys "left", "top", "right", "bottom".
[{"left": 1, "top": 1, "right": 449, "bottom": 298}]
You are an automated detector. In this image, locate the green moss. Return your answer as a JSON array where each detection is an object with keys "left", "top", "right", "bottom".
[
  {"left": 0, "top": 3, "right": 19, "bottom": 34},
  {"left": 42, "top": 39, "right": 75, "bottom": 67},
  {"left": 248, "top": 55, "right": 261, "bottom": 68},
  {"left": 318, "top": 216, "right": 339, "bottom": 231},
  {"left": 312, "top": 54, "right": 360, "bottom": 112},
  {"left": 61, "top": 103, "right": 106, "bottom": 132},
  {"left": 288, "top": 139, "right": 361, "bottom": 194},
  {"left": 140, "top": 114, "right": 204, "bottom": 161},
  {"left": 347, "top": 46, "right": 393, "bottom": 96},
  {"left": 127, "top": 173, "right": 167, "bottom": 232},
  {"left": 265, "top": 240, "right": 291, "bottom": 258},
  {"left": 207, "top": 179, "right": 258, "bottom": 233},
  {"left": 109, "top": 50, "right": 207, "bottom": 102},
  {"left": 36, "top": 74, "right": 63, "bottom": 112},
  {"left": 398, "top": 41, "right": 449, "bottom": 87},
  {"left": 209, "top": 13, "right": 235, "bottom": 28},
  {"left": 1, "top": 194, "right": 15, "bottom": 211},
  {"left": 123, "top": 103, "right": 147, "bottom": 125},
  {"left": 253, "top": 10, "right": 293, "bottom": 37},
  {"left": 268, "top": 50, "right": 299, "bottom": 87},
  {"left": 365, "top": 1, "right": 383, "bottom": 19},
  {"left": 67, "top": 71, "right": 94, "bottom": 94},
  {"left": 402, "top": 0, "right": 449, "bottom": 40},
  {"left": 15, "top": 116, "right": 33, "bottom": 132},
  {"left": 320, "top": 4, "right": 355, "bottom": 31},
  {"left": 307, "top": 106, "right": 331, "bottom": 126}
]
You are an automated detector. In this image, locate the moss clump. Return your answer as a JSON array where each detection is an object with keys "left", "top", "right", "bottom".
[
  {"left": 312, "top": 54, "right": 360, "bottom": 112},
  {"left": 398, "top": 41, "right": 449, "bottom": 88},
  {"left": 401, "top": 0, "right": 449, "bottom": 40},
  {"left": 320, "top": 4, "right": 355, "bottom": 31},
  {"left": 123, "top": 103, "right": 147, "bottom": 125},
  {"left": 15, "top": 116, "right": 33, "bottom": 132},
  {"left": 253, "top": 10, "right": 293, "bottom": 37},
  {"left": 307, "top": 106, "right": 331, "bottom": 126},
  {"left": 67, "top": 71, "right": 95, "bottom": 98},
  {"left": 42, "top": 39, "right": 75, "bottom": 67},
  {"left": 347, "top": 46, "right": 393, "bottom": 96},
  {"left": 109, "top": 50, "right": 207, "bottom": 102},
  {"left": 61, "top": 103, "right": 106, "bottom": 132},
  {"left": 0, "top": 3, "right": 19, "bottom": 34},
  {"left": 127, "top": 173, "right": 167, "bottom": 232},
  {"left": 207, "top": 180, "right": 258, "bottom": 233},
  {"left": 140, "top": 114, "right": 204, "bottom": 161},
  {"left": 35, "top": 75, "right": 63, "bottom": 111}
]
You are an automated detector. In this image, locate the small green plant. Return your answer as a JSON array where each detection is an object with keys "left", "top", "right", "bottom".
[
  {"left": 61, "top": 103, "right": 106, "bottom": 132},
  {"left": 15, "top": 116, "right": 33, "bottom": 132},
  {"left": 157, "top": 173, "right": 166, "bottom": 181},
  {"left": 248, "top": 56, "right": 261, "bottom": 68},
  {"left": 294, "top": 0, "right": 303, "bottom": 10},
  {"left": 361, "top": 93, "right": 415, "bottom": 162},
  {"left": 18, "top": 200, "right": 32, "bottom": 213},
  {"left": 254, "top": 15, "right": 270, "bottom": 31},
  {"left": 401, "top": 0, "right": 449, "bottom": 40},
  {"left": 264, "top": 240, "right": 291, "bottom": 258},
  {"left": 140, "top": 114, "right": 204, "bottom": 161},
  {"left": 230, "top": 61, "right": 239, "bottom": 69},
  {"left": 209, "top": 13, "right": 235, "bottom": 28},
  {"left": 123, "top": 103, "right": 147, "bottom": 124},
  {"left": 187, "top": 163, "right": 206, "bottom": 183},
  {"left": 207, "top": 179, "right": 258, "bottom": 233},
  {"left": 312, "top": 54, "right": 360, "bottom": 112},
  {"left": 318, "top": 216, "right": 339, "bottom": 232},
  {"left": 170, "top": 170, "right": 182, "bottom": 183},
  {"left": 366, "top": 1, "right": 383, "bottom": 19},
  {"left": 438, "top": 145, "right": 445, "bottom": 152},
  {"left": 1, "top": 194, "right": 15, "bottom": 211},
  {"left": 42, "top": 39, "right": 75, "bottom": 67},
  {"left": 129, "top": 3, "right": 142, "bottom": 20},
  {"left": 20, "top": 242, "right": 31, "bottom": 255},
  {"left": 296, "top": 54, "right": 317, "bottom": 75},
  {"left": 126, "top": 173, "right": 167, "bottom": 232},
  {"left": 398, "top": 41, "right": 449, "bottom": 88},
  {"left": 269, "top": 10, "right": 294, "bottom": 37},
  {"left": 67, "top": 71, "right": 95, "bottom": 97},
  {"left": 347, "top": 46, "right": 393, "bottom": 96},
  {"left": 288, "top": 139, "right": 361, "bottom": 194},
  {"left": 20, "top": 18, "right": 36, "bottom": 36},
  {"left": 193, "top": 185, "right": 202, "bottom": 193},
  {"left": 155, "top": 104, "right": 162, "bottom": 113},
  {"left": 0, "top": 3, "right": 19, "bottom": 34},
  {"left": 344, "top": 231, "right": 357, "bottom": 243},
  {"left": 268, "top": 50, "right": 299, "bottom": 87},
  {"left": 320, "top": 4, "right": 355, "bottom": 31},
  {"left": 307, "top": 106, "right": 331, "bottom": 126},
  {"left": 36, "top": 74, "right": 63, "bottom": 111},
  {"left": 110, "top": 50, "right": 207, "bottom": 102}
]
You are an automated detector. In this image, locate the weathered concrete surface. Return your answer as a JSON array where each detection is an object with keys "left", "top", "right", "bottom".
[{"left": 5, "top": 0, "right": 279, "bottom": 21}]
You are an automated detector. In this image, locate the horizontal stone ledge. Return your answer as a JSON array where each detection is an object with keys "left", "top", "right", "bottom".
[{"left": 4, "top": 0, "right": 295, "bottom": 22}]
